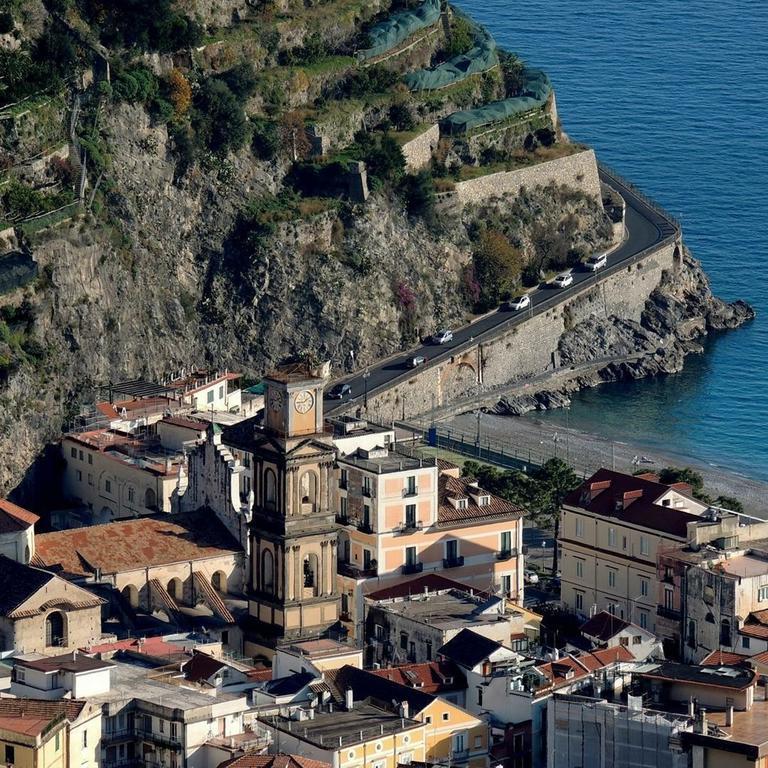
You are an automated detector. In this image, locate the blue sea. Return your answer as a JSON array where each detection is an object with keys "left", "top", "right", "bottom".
[{"left": 456, "top": 0, "right": 768, "bottom": 482}]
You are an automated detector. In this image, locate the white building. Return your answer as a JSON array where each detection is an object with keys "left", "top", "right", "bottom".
[{"left": 11, "top": 651, "right": 113, "bottom": 699}]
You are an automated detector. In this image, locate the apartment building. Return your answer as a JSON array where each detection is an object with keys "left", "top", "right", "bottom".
[
  {"left": 559, "top": 469, "right": 709, "bottom": 630},
  {"left": 61, "top": 415, "right": 208, "bottom": 523},
  {"left": 0, "top": 698, "right": 102, "bottom": 768},
  {"left": 11, "top": 651, "right": 113, "bottom": 700},
  {"left": 336, "top": 448, "right": 524, "bottom": 635}
]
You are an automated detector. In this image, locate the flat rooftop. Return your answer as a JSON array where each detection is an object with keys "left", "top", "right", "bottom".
[
  {"left": 88, "top": 660, "right": 244, "bottom": 712},
  {"left": 284, "top": 638, "right": 360, "bottom": 659},
  {"left": 376, "top": 589, "right": 511, "bottom": 629},
  {"left": 262, "top": 701, "right": 422, "bottom": 748},
  {"left": 719, "top": 553, "right": 768, "bottom": 578},
  {"left": 338, "top": 448, "right": 436, "bottom": 474},
  {"left": 707, "top": 695, "right": 768, "bottom": 747}
]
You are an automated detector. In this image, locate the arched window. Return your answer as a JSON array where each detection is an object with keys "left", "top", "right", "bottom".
[
  {"left": 212, "top": 571, "right": 228, "bottom": 594},
  {"left": 264, "top": 469, "right": 277, "bottom": 510},
  {"left": 720, "top": 619, "right": 731, "bottom": 646},
  {"left": 300, "top": 471, "right": 318, "bottom": 510},
  {"left": 145, "top": 488, "right": 157, "bottom": 511},
  {"left": 303, "top": 554, "right": 319, "bottom": 596},
  {"left": 24, "top": 545, "right": 30, "bottom": 564},
  {"left": 122, "top": 584, "right": 140, "bottom": 609},
  {"left": 167, "top": 578, "right": 183, "bottom": 602},
  {"left": 46, "top": 612, "right": 66, "bottom": 647},
  {"left": 262, "top": 551, "right": 274, "bottom": 594}
]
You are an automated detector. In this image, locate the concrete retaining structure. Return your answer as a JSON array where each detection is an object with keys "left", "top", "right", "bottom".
[
  {"left": 363, "top": 238, "right": 683, "bottom": 424},
  {"left": 453, "top": 148, "right": 601, "bottom": 207},
  {"left": 401, "top": 123, "right": 440, "bottom": 171}
]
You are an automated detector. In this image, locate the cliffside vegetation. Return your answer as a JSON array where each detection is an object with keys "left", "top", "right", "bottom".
[{"left": 0, "top": 0, "right": 613, "bottom": 494}]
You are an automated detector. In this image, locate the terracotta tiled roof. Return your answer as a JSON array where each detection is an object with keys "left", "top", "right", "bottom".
[
  {"left": 580, "top": 646, "right": 635, "bottom": 669},
  {"left": 535, "top": 655, "right": 591, "bottom": 687},
  {"left": 34, "top": 510, "right": 242, "bottom": 577},
  {"left": 749, "top": 650, "right": 768, "bottom": 665},
  {"left": 701, "top": 650, "right": 750, "bottom": 666},
  {"left": 436, "top": 458, "right": 460, "bottom": 474},
  {"left": 438, "top": 475, "right": 524, "bottom": 526},
  {"left": 369, "top": 661, "right": 465, "bottom": 694},
  {"left": 580, "top": 611, "right": 632, "bottom": 641},
  {"left": 218, "top": 755, "right": 331, "bottom": 768},
  {"left": 366, "top": 574, "right": 492, "bottom": 601},
  {"left": 563, "top": 468, "right": 701, "bottom": 538},
  {"left": 0, "top": 499, "right": 39, "bottom": 532},
  {"left": 0, "top": 698, "right": 89, "bottom": 724},
  {"left": 183, "top": 651, "right": 226, "bottom": 683}
]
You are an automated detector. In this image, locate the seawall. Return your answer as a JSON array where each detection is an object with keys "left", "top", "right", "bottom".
[{"left": 362, "top": 238, "right": 683, "bottom": 423}]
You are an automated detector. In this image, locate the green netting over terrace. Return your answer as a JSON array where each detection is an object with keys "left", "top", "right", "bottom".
[
  {"left": 440, "top": 66, "right": 551, "bottom": 135},
  {"left": 403, "top": 13, "right": 498, "bottom": 91},
  {"left": 356, "top": 0, "right": 442, "bottom": 61}
]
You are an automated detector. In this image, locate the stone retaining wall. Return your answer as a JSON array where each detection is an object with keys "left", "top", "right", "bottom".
[
  {"left": 401, "top": 123, "right": 440, "bottom": 172},
  {"left": 453, "top": 148, "right": 601, "bottom": 207},
  {"left": 362, "top": 239, "right": 682, "bottom": 424}
]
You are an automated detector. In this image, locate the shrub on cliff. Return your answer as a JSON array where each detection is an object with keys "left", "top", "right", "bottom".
[
  {"left": 399, "top": 170, "right": 436, "bottom": 225},
  {"left": 192, "top": 79, "right": 248, "bottom": 155},
  {"left": 472, "top": 229, "right": 523, "bottom": 309},
  {"left": 445, "top": 15, "right": 474, "bottom": 57}
]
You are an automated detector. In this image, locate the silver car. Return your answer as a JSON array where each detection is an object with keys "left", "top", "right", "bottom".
[
  {"left": 585, "top": 253, "right": 607, "bottom": 272},
  {"left": 432, "top": 329, "right": 454, "bottom": 344}
]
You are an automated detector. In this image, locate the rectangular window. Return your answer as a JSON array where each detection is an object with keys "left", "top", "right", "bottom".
[
  {"left": 743, "top": 636, "right": 751, "bottom": 649},
  {"left": 640, "top": 537, "right": 649, "bottom": 556},
  {"left": 446, "top": 539, "right": 458, "bottom": 560},
  {"left": 575, "top": 518, "right": 584, "bottom": 538},
  {"left": 362, "top": 476, "right": 372, "bottom": 496},
  {"left": 477, "top": 686, "right": 483, "bottom": 706},
  {"left": 340, "top": 469, "right": 348, "bottom": 489},
  {"left": 608, "top": 569, "right": 616, "bottom": 588},
  {"left": 128, "top": 487, "right": 135, "bottom": 503},
  {"left": 638, "top": 611, "right": 648, "bottom": 630},
  {"left": 622, "top": 535, "right": 628, "bottom": 550},
  {"left": 405, "top": 546, "right": 417, "bottom": 566},
  {"left": 83, "top": 730, "right": 88, "bottom": 748},
  {"left": 16, "top": 667, "right": 25, "bottom": 683},
  {"left": 452, "top": 732, "right": 465, "bottom": 751},
  {"left": 88, "top": 453, "right": 93, "bottom": 464},
  {"left": 207, "top": 390, "right": 214, "bottom": 404},
  {"left": 759, "top": 586, "right": 768, "bottom": 602},
  {"left": 633, "top": 635, "right": 642, "bottom": 645},
  {"left": 500, "top": 531, "right": 512, "bottom": 553},
  {"left": 400, "top": 632, "right": 409, "bottom": 650},
  {"left": 105, "top": 479, "right": 112, "bottom": 493},
  {"left": 576, "top": 559, "right": 584, "bottom": 578},
  {"left": 363, "top": 549, "right": 372, "bottom": 569},
  {"left": 664, "top": 588, "right": 674, "bottom": 609},
  {"left": 170, "top": 722, "right": 178, "bottom": 738},
  {"left": 375, "top": 624, "right": 384, "bottom": 640},
  {"left": 575, "top": 591, "right": 584, "bottom": 611},
  {"left": 5, "top": 746, "right": 14, "bottom": 763},
  {"left": 425, "top": 640, "right": 432, "bottom": 661},
  {"left": 457, "top": 498, "right": 468, "bottom": 509},
  {"left": 443, "top": 713, "right": 450, "bottom": 722},
  {"left": 218, "top": 385, "right": 224, "bottom": 399},
  {"left": 78, "top": 449, "right": 84, "bottom": 460},
  {"left": 608, "top": 527, "right": 616, "bottom": 547},
  {"left": 405, "top": 504, "right": 416, "bottom": 528},
  {"left": 340, "top": 497, "right": 347, "bottom": 517},
  {"left": 76, "top": 470, "right": 82, "bottom": 481},
  {"left": 363, "top": 504, "right": 371, "bottom": 527},
  {"left": 70, "top": 446, "right": 77, "bottom": 458},
  {"left": 640, "top": 578, "right": 649, "bottom": 597},
  {"left": 88, "top": 473, "right": 93, "bottom": 486},
  {"left": 409, "top": 641, "right": 415, "bottom": 660},
  {"left": 407, "top": 475, "right": 416, "bottom": 495},
  {"left": 55, "top": 732, "right": 60, "bottom": 751},
  {"left": 502, "top": 574, "right": 512, "bottom": 595}
]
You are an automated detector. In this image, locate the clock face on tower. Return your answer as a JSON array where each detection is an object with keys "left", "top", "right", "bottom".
[
  {"left": 294, "top": 390, "right": 314, "bottom": 414},
  {"left": 268, "top": 390, "right": 284, "bottom": 412}
]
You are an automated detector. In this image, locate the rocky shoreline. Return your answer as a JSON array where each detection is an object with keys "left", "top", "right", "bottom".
[{"left": 490, "top": 249, "right": 754, "bottom": 417}]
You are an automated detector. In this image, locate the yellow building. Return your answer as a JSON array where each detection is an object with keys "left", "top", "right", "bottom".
[{"left": 559, "top": 469, "right": 708, "bottom": 631}]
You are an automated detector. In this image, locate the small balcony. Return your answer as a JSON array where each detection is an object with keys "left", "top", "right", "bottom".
[
  {"left": 496, "top": 548, "right": 517, "bottom": 561},
  {"left": 451, "top": 749, "right": 470, "bottom": 763},
  {"left": 443, "top": 555, "right": 464, "bottom": 569},
  {"left": 394, "top": 521, "right": 423, "bottom": 535},
  {"left": 335, "top": 513, "right": 350, "bottom": 526},
  {"left": 339, "top": 560, "right": 378, "bottom": 579},
  {"left": 362, "top": 487, "right": 374, "bottom": 498},
  {"left": 402, "top": 562, "right": 423, "bottom": 576},
  {"left": 662, "top": 572, "right": 675, "bottom": 584},
  {"left": 339, "top": 478, "right": 348, "bottom": 490},
  {"left": 657, "top": 605, "right": 682, "bottom": 621},
  {"left": 356, "top": 521, "right": 374, "bottom": 534},
  {"left": 402, "top": 486, "right": 419, "bottom": 498}
]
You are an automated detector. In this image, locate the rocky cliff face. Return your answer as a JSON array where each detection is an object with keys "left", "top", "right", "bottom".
[{"left": 491, "top": 250, "right": 754, "bottom": 417}]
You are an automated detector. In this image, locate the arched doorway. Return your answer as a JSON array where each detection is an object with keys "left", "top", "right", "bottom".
[
  {"left": 122, "top": 584, "right": 140, "bottom": 609},
  {"left": 300, "top": 471, "right": 318, "bottom": 512},
  {"left": 212, "top": 570, "right": 229, "bottom": 595},
  {"left": 167, "top": 578, "right": 183, "bottom": 603},
  {"left": 145, "top": 488, "right": 158, "bottom": 511},
  {"left": 45, "top": 611, "right": 66, "bottom": 647}
]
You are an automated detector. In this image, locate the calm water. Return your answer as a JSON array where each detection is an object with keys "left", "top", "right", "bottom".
[{"left": 457, "top": 0, "right": 768, "bottom": 481}]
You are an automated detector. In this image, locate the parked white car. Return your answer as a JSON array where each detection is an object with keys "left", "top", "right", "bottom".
[
  {"left": 585, "top": 252, "right": 608, "bottom": 272},
  {"left": 505, "top": 294, "right": 531, "bottom": 311},
  {"left": 432, "top": 329, "right": 454, "bottom": 344},
  {"left": 552, "top": 272, "right": 574, "bottom": 288},
  {"left": 524, "top": 570, "right": 539, "bottom": 584}
]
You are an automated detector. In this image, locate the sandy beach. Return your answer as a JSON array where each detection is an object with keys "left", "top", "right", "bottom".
[{"left": 439, "top": 411, "right": 768, "bottom": 517}]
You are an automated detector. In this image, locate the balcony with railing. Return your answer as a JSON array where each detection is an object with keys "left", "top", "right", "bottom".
[
  {"left": 394, "top": 520, "right": 423, "bottom": 535},
  {"left": 443, "top": 555, "right": 465, "bottom": 569},
  {"left": 135, "top": 725, "right": 183, "bottom": 750},
  {"left": 356, "top": 520, "right": 374, "bottom": 534},
  {"left": 362, "top": 486, "right": 374, "bottom": 498},
  {"left": 496, "top": 548, "right": 517, "bottom": 561},
  {"left": 402, "top": 486, "right": 419, "bottom": 498},
  {"left": 402, "top": 561, "right": 423, "bottom": 575},
  {"left": 335, "top": 513, "right": 350, "bottom": 526},
  {"left": 657, "top": 605, "right": 681, "bottom": 621},
  {"left": 339, "top": 559, "right": 378, "bottom": 579}
]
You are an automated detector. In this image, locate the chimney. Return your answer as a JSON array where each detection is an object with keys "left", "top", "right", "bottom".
[
  {"left": 345, "top": 687, "right": 354, "bottom": 711},
  {"left": 696, "top": 708, "right": 708, "bottom": 735},
  {"left": 399, "top": 701, "right": 410, "bottom": 719},
  {"left": 726, "top": 705, "right": 734, "bottom": 727},
  {"left": 687, "top": 696, "right": 695, "bottom": 718}
]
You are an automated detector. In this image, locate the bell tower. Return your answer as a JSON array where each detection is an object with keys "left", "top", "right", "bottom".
[{"left": 245, "top": 361, "right": 339, "bottom": 657}]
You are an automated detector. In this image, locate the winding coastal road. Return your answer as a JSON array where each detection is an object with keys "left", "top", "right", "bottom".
[{"left": 325, "top": 165, "right": 680, "bottom": 415}]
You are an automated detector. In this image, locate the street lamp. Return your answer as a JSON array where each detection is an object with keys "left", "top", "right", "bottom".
[
  {"left": 349, "top": 349, "right": 355, "bottom": 372},
  {"left": 475, "top": 410, "right": 481, "bottom": 445},
  {"left": 363, "top": 368, "right": 370, "bottom": 410}
]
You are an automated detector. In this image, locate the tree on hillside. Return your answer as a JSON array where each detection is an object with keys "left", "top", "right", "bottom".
[
  {"left": 193, "top": 79, "right": 247, "bottom": 154},
  {"left": 658, "top": 467, "right": 705, "bottom": 495},
  {"left": 473, "top": 229, "right": 523, "bottom": 309},
  {"left": 168, "top": 68, "right": 192, "bottom": 119},
  {"left": 279, "top": 111, "right": 311, "bottom": 161}
]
